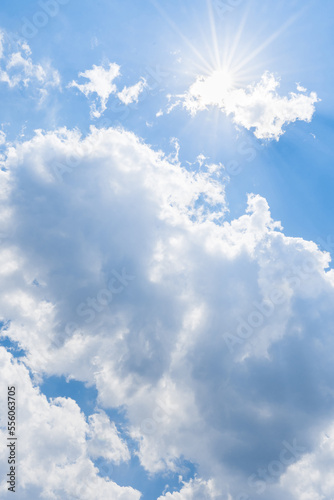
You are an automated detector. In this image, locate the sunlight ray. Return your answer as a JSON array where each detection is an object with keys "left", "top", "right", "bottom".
[
  {"left": 150, "top": 0, "right": 214, "bottom": 74},
  {"left": 223, "top": 7, "right": 250, "bottom": 71},
  {"left": 206, "top": 0, "right": 221, "bottom": 69},
  {"left": 233, "top": 12, "right": 302, "bottom": 73}
]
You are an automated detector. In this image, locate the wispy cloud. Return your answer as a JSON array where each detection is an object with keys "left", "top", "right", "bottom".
[
  {"left": 117, "top": 77, "right": 147, "bottom": 105},
  {"left": 68, "top": 62, "right": 121, "bottom": 118},
  {"left": 0, "top": 29, "right": 60, "bottom": 97},
  {"left": 69, "top": 62, "right": 147, "bottom": 117}
]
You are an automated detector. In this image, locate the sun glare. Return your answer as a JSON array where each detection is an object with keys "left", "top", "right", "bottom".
[
  {"left": 199, "top": 68, "right": 235, "bottom": 103},
  {"left": 210, "top": 69, "right": 234, "bottom": 92}
]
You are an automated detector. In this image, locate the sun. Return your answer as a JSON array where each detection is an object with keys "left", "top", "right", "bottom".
[
  {"left": 194, "top": 67, "right": 235, "bottom": 106},
  {"left": 207, "top": 68, "right": 235, "bottom": 94}
]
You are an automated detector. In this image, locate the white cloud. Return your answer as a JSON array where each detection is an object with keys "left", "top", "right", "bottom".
[
  {"left": 0, "top": 348, "right": 140, "bottom": 499},
  {"left": 0, "top": 31, "right": 60, "bottom": 94},
  {"left": 69, "top": 63, "right": 148, "bottom": 117},
  {"left": 296, "top": 83, "right": 307, "bottom": 92},
  {"left": 0, "top": 31, "right": 4, "bottom": 59},
  {"left": 254, "top": 421, "right": 334, "bottom": 500},
  {"left": 117, "top": 77, "right": 147, "bottom": 105},
  {"left": 172, "top": 71, "right": 319, "bottom": 140},
  {"left": 293, "top": 427, "right": 334, "bottom": 499},
  {"left": 90, "top": 36, "right": 100, "bottom": 49},
  {"left": 0, "top": 131, "right": 6, "bottom": 146},
  {"left": 1, "top": 126, "right": 334, "bottom": 499},
  {"left": 68, "top": 63, "right": 120, "bottom": 118},
  {"left": 87, "top": 410, "right": 130, "bottom": 464},
  {"left": 157, "top": 477, "right": 219, "bottom": 500}
]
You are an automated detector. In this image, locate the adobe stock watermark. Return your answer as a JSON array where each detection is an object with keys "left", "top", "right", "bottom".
[
  {"left": 52, "top": 268, "right": 135, "bottom": 349},
  {"left": 140, "top": 399, "right": 172, "bottom": 436},
  {"left": 95, "top": 457, "right": 114, "bottom": 478},
  {"left": 141, "top": 65, "right": 170, "bottom": 99},
  {"left": 224, "top": 139, "right": 262, "bottom": 178},
  {"left": 223, "top": 255, "right": 318, "bottom": 353},
  {"left": 236, "top": 439, "right": 306, "bottom": 499},
  {"left": 213, "top": 0, "right": 244, "bottom": 21},
  {"left": 316, "top": 235, "right": 334, "bottom": 255},
  {"left": 108, "top": 65, "right": 171, "bottom": 121},
  {"left": 21, "top": 0, "right": 70, "bottom": 40}
]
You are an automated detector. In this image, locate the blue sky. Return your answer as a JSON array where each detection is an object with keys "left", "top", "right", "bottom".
[
  {"left": 0, "top": 1, "right": 334, "bottom": 499},
  {"left": 1, "top": 0, "right": 334, "bottom": 244}
]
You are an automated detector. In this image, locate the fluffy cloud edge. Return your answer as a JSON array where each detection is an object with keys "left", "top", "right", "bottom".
[
  {"left": 0, "top": 125, "right": 334, "bottom": 500},
  {"left": 0, "top": 29, "right": 60, "bottom": 98},
  {"left": 0, "top": 347, "right": 141, "bottom": 499},
  {"left": 69, "top": 63, "right": 148, "bottom": 117},
  {"left": 169, "top": 71, "right": 320, "bottom": 140}
]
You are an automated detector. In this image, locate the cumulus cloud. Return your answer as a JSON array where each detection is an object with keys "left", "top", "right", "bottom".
[
  {"left": 278, "top": 424, "right": 334, "bottom": 500},
  {"left": 69, "top": 63, "right": 147, "bottom": 117},
  {"left": 0, "top": 348, "right": 140, "bottom": 499},
  {"left": 157, "top": 477, "right": 219, "bottom": 499},
  {"left": 117, "top": 77, "right": 147, "bottom": 105},
  {"left": 68, "top": 63, "right": 121, "bottom": 118},
  {"left": 171, "top": 71, "right": 319, "bottom": 140},
  {"left": 0, "top": 30, "right": 60, "bottom": 95},
  {"left": 1, "top": 126, "right": 334, "bottom": 499},
  {"left": 87, "top": 410, "right": 131, "bottom": 464}
]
